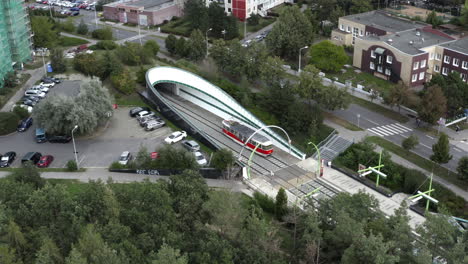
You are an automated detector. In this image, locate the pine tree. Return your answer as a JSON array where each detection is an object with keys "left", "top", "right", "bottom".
[
  {"left": 275, "top": 188, "right": 288, "bottom": 220},
  {"left": 77, "top": 19, "right": 89, "bottom": 35},
  {"left": 430, "top": 133, "right": 452, "bottom": 164},
  {"left": 187, "top": 29, "right": 206, "bottom": 61}
]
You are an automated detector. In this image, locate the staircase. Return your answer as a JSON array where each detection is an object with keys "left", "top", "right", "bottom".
[{"left": 312, "top": 134, "right": 353, "bottom": 162}]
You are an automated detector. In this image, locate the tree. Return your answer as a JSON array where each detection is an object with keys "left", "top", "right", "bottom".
[
  {"left": 117, "top": 42, "right": 143, "bottom": 66},
  {"left": 309, "top": 40, "right": 348, "bottom": 72},
  {"left": 73, "top": 53, "right": 100, "bottom": 77},
  {"left": 156, "top": 145, "right": 199, "bottom": 170},
  {"left": 209, "top": 39, "right": 246, "bottom": 77},
  {"left": 152, "top": 244, "right": 188, "bottom": 264},
  {"left": 260, "top": 56, "right": 287, "bottom": 87},
  {"left": 418, "top": 85, "right": 447, "bottom": 124},
  {"left": 174, "top": 37, "right": 189, "bottom": 58},
  {"left": 223, "top": 15, "right": 240, "bottom": 39},
  {"left": 76, "top": 180, "right": 119, "bottom": 225},
  {"left": 402, "top": 134, "right": 419, "bottom": 150},
  {"left": 244, "top": 43, "right": 268, "bottom": 81},
  {"left": 110, "top": 69, "right": 135, "bottom": 95},
  {"left": 61, "top": 17, "right": 76, "bottom": 33},
  {"left": 349, "top": 0, "right": 373, "bottom": 14},
  {"left": 457, "top": 156, "right": 468, "bottom": 180},
  {"left": 143, "top": 40, "right": 160, "bottom": 58},
  {"left": 5, "top": 221, "right": 27, "bottom": 260},
  {"left": 76, "top": 225, "right": 123, "bottom": 264},
  {"left": 426, "top": 73, "right": 468, "bottom": 116},
  {"left": 50, "top": 48, "right": 67, "bottom": 73},
  {"left": 3, "top": 71, "right": 18, "bottom": 88},
  {"left": 91, "top": 27, "right": 113, "bottom": 40},
  {"left": 207, "top": 2, "right": 226, "bottom": 38},
  {"left": 10, "top": 162, "right": 45, "bottom": 189},
  {"left": 65, "top": 248, "right": 87, "bottom": 264},
  {"left": 132, "top": 145, "right": 152, "bottom": 169},
  {"left": 33, "top": 80, "right": 112, "bottom": 135},
  {"left": 341, "top": 232, "right": 398, "bottom": 264},
  {"left": 247, "top": 14, "right": 260, "bottom": 26},
  {"left": 187, "top": 29, "right": 206, "bottom": 61},
  {"left": 165, "top": 34, "right": 177, "bottom": 55},
  {"left": 35, "top": 238, "right": 63, "bottom": 264},
  {"left": 416, "top": 213, "right": 457, "bottom": 260},
  {"left": 430, "top": 132, "right": 452, "bottom": 164},
  {"left": 426, "top": 10, "right": 443, "bottom": 28},
  {"left": 274, "top": 188, "right": 288, "bottom": 220},
  {"left": 210, "top": 148, "right": 235, "bottom": 178},
  {"left": 77, "top": 19, "right": 89, "bottom": 35},
  {"left": 97, "top": 51, "right": 123, "bottom": 80},
  {"left": 96, "top": 40, "right": 118, "bottom": 50},
  {"left": 266, "top": 6, "right": 313, "bottom": 59},
  {"left": 31, "top": 16, "right": 58, "bottom": 48},
  {"left": 184, "top": 0, "right": 209, "bottom": 32},
  {"left": 385, "top": 82, "right": 417, "bottom": 113}
]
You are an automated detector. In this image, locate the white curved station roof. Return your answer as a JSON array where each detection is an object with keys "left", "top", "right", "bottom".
[{"left": 146, "top": 66, "right": 305, "bottom": 160}]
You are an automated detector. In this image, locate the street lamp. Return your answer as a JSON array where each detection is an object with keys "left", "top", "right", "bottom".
[
  {"left": 94, "top": 5, "right": 98, "bottom": 28},
  {"left": 137, "top": 11, "right": 143, "bottom": 46},
  {"left": 308, "top": 141, "right": 321, "bottom": 177},
  {"left": 205, "top": 28, "right": 212, "bottom": 59},
  {"left": 71, "top": 125, "right": 79, "bottom": 169},
  {"left": 298, "top": 45, "right": 309, "bottom": 74},
  {"left": 221, "top": 29, "right": 226, "bottom": 40}
]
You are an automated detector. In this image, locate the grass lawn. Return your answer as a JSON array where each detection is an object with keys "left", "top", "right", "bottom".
[
  {"left": 59, "top": 36, "right": 90, "bottom": 47},
  {"left": 47, "top": 179, "right": 87, "bottom": 194},
  {"left": 365, "top": 136, "right": 467, "bottom": 189},
  {"left": 160, "top": 18, "right": 191, "bottom": 37},
  {"left": 323, "top": 111, "right": 363, "bottom": 131},
  {"left": 237, "top": 17, "right": 277, "bottom": 36},
  {"left": 326, "top": 66, "right": 395, "bottom": 94},
  {"left": 0, "top": 167, "right": 86, "bottom": 172},
  {"left": 350, "top": 96, "right": 409, "bottom": 123}
]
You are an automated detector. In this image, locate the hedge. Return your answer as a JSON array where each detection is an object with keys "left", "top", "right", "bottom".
[{"left": 0, "top": 112, "right": 20, "bottom": 135}]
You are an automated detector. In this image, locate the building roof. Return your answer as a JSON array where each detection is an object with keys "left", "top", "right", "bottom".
[
  {"left": 105, "top": 0, "right": 172, "bottom": 10},
  {"left": 440, "top": 37, "right": 468, "bottom": 55},
  {"left": 343, "top": 10, "right": 426, "bottom": 33},
  {"left": 363, "top": 27, "right": 454, "bottom": 55}
]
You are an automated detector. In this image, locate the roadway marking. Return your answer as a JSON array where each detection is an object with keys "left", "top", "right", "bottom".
[
  {"left": 420, "top": 143, "right": 432, "bottom": 149},
  {"left": 426, "top": 135, "right": 435, "bottom": 140},
  {"left": 367, "top": 123, "right": 412, "bottom": 137},
  {"left": 78, "top": 155, "right": 86, "bottom": 166},
  {"left": 453, "top": 148, "right": 462, "bottom": 152},
  {"left": 364, "top": 118, "right": 379, "bottom": 125},
  {"left": 399, "top": 134, "right": 409, "bottom": 138}
]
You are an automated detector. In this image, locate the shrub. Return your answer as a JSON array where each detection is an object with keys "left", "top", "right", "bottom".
[
  {"left": 59, "top": 36, "right": 89, "bottom": 47},
  {"left": 402, "top": 134, "right": 419, "bottom": 150},
  {"left": 253, "top": 191, "right": 276, "bottom": 215},
  {"left": 13, "top": 106, "right": 30, "bottom": 119},
  {"left": 0, "top": 112, "right": 20, "bottom": 135},
  {"left": 457, "top": 156, "right": 468, "bottom": 181},
  {"left": 91, "top": 27, "right": 113, "bottom": 40},
  {"left": 110, "top": 69, "right": 135, "bottom": 95},
  {"left": 66, "top": 160, "right": 78, "bottom": 171},
  {"left": 109, "top": 161, "right": 126, "bottom": 170},
  {"left": 96, "top": 40, "right": 118, "bottom": 50}
]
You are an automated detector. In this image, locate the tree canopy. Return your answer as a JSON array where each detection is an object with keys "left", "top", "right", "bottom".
[
  {"left": 31, "top": 16, "right": 59, "bottom": 48},
  {"left": 309, "top": 40, "right": 348, "bottom": 72}
]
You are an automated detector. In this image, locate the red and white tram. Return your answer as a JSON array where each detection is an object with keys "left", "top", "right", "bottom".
[{"left": 222, "top": 119, "right": 273, "bottom": 156}]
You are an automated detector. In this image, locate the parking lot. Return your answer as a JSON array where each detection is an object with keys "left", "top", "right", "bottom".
[{"left": 0, "top": 106, "right": 173, "bottom": 169}]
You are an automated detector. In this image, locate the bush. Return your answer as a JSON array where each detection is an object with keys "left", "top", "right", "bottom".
[
  {"left": 91, "top": 27, "right": 113, "bottom": 40},
  {"left": 13, "top": 106, "right": 30, "bottom": 119},
  {"left": 0, "top": 112, "right": 20, "bottom": 135},
  {"left": 109, "top": 161, "right": 126, "bottom": 170},
  {"left": 253, "top": 191, "right": 276, "bottom": 215},
  {"left": 457, "top": 156, "right": 468, "bottom": 181},
  {"left": 61, "top": 17, "right": 76, "bottom": 33},
  {"left": 110, "top": 69, "right": 135, "bottom": 95},
  {"left": 402, "top": 134, "right": 419, "bottom": 150},
  {"left": 96, "top": 40, "right": 118, "bottom": 50},
  {"left": 66, "top": 160, "right": 78, "bottom": 171},
  {"left": 59, "top": 36, "right": 89, "bottom": 47}
]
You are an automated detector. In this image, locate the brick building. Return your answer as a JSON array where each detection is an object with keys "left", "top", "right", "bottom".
[{"left": 103, "top": 0, "right": 184, "bottom": 26}]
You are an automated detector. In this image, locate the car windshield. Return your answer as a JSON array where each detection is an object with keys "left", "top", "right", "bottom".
[
  {"left": 1, "top": 157, "right": 8, "bottom": 161},
  {"left": 119, "top": 156, "right": 128, "bottom": 161},
  {"left": 196, "top": 155, "right": 204, "bottom": 161}
]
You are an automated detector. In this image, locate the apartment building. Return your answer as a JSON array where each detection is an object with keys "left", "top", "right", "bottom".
[
  {"left": 0, "top": 0, "right": 33, "bottom": 88},
  {"left": 333, "top": 10, "right": 467, "bottom": 87},
  {"left": 207, "top": 0, "right": 285, "bottom": 20}
]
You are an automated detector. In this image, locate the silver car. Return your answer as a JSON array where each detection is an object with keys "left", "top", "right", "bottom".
[{"left": 145, "top": 120, "right": 165, "bottom": 131}]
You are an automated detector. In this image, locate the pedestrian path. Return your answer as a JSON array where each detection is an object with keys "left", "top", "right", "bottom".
[{"left": 367, "top": 123, "right": 413, "bottom": 137}]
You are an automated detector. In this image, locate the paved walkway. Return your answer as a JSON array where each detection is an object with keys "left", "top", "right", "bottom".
[{"left": 324, "top": 119, "right": 468, "bottom": 201}]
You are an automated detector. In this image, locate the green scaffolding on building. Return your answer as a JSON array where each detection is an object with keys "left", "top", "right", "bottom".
[{"left": 0, "top": 0, "right": 33, "bottom": 88}]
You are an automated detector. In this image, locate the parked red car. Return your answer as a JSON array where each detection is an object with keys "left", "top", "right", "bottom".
[{"left": 37, "top": 155, "right": 54, "bottom": 168}]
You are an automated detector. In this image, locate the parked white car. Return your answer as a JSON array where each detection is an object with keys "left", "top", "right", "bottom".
[
  {"left": 31, "top": 85, "right": 49, "bottom": 93},
  {"left": 118, "top": 151, "right": 132, "bottom": 165},
  {"left": 164, "top": 131, "right": 187, "bottom": 144},
  {"left": 40, "top": 82, "right": 55, "bottom": 88},
  {"left": 18, "top": 104, "right": 33, "bottom": 113},
  {"left": 194, "top": 151, "right": 207, "bottom": 166},
  {"left": 24, "top": 90, "right": 46, "bottom": 98},
  {"left": 136, "top": 111, "right": 155, "bottom": 121}
]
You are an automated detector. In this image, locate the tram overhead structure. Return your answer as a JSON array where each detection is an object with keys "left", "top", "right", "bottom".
[{"left": 145, "top": 66, "right": 306, "bottom": 160}]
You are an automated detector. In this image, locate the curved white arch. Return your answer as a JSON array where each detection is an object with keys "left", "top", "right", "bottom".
[{"left": 146, "top": 66, "right": 305, "bottom": 160}]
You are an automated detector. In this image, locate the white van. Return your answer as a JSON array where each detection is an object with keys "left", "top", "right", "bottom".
[
  {"left": 30, "top": 85, "right": 49, "bottom": 93},
  {"left": 24, "top": 90, "right": 46, "bottom": 98}
]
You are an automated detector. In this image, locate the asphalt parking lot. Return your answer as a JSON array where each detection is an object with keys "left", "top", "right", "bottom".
[{"left": 0, "top": 105, "right": 172, "bottom": 168}]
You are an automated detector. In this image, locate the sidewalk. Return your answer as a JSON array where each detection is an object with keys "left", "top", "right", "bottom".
[{"left": 325, "top": 118, "right": 468, "bottom": 201}]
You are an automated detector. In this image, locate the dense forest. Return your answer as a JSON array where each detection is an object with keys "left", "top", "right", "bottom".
[{"left": 0, "top": 164, "right": 467, "bottom": 264}]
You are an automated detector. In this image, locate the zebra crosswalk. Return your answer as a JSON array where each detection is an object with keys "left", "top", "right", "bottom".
[{"left": 367, "top": 123, "right": 412, "bottom": 137}]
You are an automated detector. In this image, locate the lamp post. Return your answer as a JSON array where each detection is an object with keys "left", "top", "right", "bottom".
[
  {"left": 137, "top": 11, "right": 142, "bottom": 46},
  {"left": 94, "top": 5, "right": 98, "bottom": 28},
  {"left": 71, "top": 125, "right": 79, "bottom": 169},
  {"left": 205, "top": 28, "right": 212, "bottom": 59},
  {"left": 298, "top": 45, "right": 309, "bottom": 74},
  {"left": 221, "top": 29, "right": 226, "bottom": 40},
  {"left": 308, "top": 141, "right": 321, "bottom": 177}
]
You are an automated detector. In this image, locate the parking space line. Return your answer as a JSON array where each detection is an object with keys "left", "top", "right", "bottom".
[{"left": 420, "top": 143, "right": 432, "bottom": 149}]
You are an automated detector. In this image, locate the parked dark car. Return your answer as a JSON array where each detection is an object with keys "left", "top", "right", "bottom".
[
  {"left": 0, "top": 152, "right": 16, "bottom": 167},
  {"left": 70, "top": 7, "right": 79, "bottom": 11},
  {"left": 129, "top": 106, "right": 150, "bottom": 117},
  {"left": 37, "top": 155, "right": 54, "bottom": 168},
  {"left": 21, "top": 152, "right": 42, "bottom": 164},
  {"left": 71, "top": 11, "right": 79, "bottom": 16},
  {"left": 48, "top": 135, "right": 72, "bottom": 143},
  {"left": 22, "top": 99, "right": 36, "bottom": 107},
  {"left": 22, "top": 96, "right": 40, "bottom": 102},
  {"left": 41, "top": 77, "right": 61, "bottom": 84},
  {"left": 17, "top": 117, "right": 33, "bottom": 132}
]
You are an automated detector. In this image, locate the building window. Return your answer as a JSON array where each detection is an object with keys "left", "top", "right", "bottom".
[
  {"left": 453, "top": 58, "right": 460, "bottom": 67},
  {"left": 412, "top": 74, "right": 417, "bottom": 82},
  {"left": 436, "top": 53, "right": 441, "bottom": 61},
  {"left": 228, "top": 7, "right": 231, "bottom": 12},
  {"left": 442, "top": 67, "right": 448, "bottom": 75},
  {"left": 386, "top": 55, "right": 393, "bottom": 64},
  {"left": 461, "top": 73, "right": 467, "bottom": 82},
  {"left": 130, "top": 9, "right": 137, "bottom": 13},
  {"left": 371, "top": 50, "right": 376, "bottom": 58},
  {"left": 419, "top": 72, "right": 425, "bottom": 80},
  {"left": 385, "top": 68, "right": 391, "bottom": 76},
  {"left": 366, "top": 32, "right": 369, "bottom": 36},
  {"left": 347, "top": 26, "right": 351, "bottom": 32},
  {"left": 228, "top": 0, "right": 231, "bottom": 3},
  {"left": 413, "top": 62, "right": 419, "bottom": 70},
  {"left": 420, "top": 60, "right": 426, "bottom": 68},
  {"left": 359, "top": 29, "right": 363, "bottom": 36},
  {"left": 377, "top": 65, "right": 383, "bottom": 73},
  {"left": 370, "top": 61, "right": 375, "bottom": 70},
  {"left": 462, "top": 61, "right": 468, "bottom": 69},
  {"left": 118, "top": 8, "right": 125, "bottom": 11},
  {"left": 434, "top": 65, "right": 440, "bottom": 72},
  {"left": 443, "top": 55, "right": 450, "bottom": 64},
  {"left": 340, "top": 24, "right": 344, "bottom": 31},
  {"left": 429, "top": 53, "right": 434, "bottom": 60}
]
